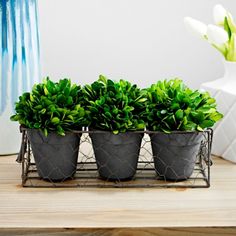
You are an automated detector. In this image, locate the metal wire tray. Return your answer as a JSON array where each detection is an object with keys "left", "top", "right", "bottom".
[{"left": 17, "top": 128, "right": 213, "bottom": 188}]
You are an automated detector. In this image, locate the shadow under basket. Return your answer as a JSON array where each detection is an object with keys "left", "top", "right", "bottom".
[{"left": 16, "top": 128, "right": 213, "bottom": 188}]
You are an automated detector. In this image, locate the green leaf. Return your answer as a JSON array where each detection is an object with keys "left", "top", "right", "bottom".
[
  {"left": 34, "top": 105, "right": 43, "bottom": 110},
  {"left": 112, "top": 107, "right": 119, "bottom": 115},
  {"left": 43, "top": 128, "right": 48, "bottom": 136},
  {"left": 206, "top": 98, "right": 216, "bottom": 105},
  {"left": 183, "top": 116, "right": 188, "bottom": 125},
  {"left": 175, "top": 109, "right": 183, "bottom": 120},
  {"left": 136, "top": 98, "right": 147, "bottom": 103},
  {"left": 200, "top": 120, "right": 215, "bottom": 128},
  {"left": 105, "top": 111, "right": 112, "bottom": 119},
  {"left": 67, "top": 115, "right": 74, "bottom": 121},
  {"left": 210, "top": 113, "right": 223, "bottom": 122},
  {"left": 162, "top": 128, "right": 171, "bottom": 133},
  {"left": 78, "top": 108, "right": 85, "bottom": 117},
  {"left": 10, "top": 115, "right": 19, "bottom": 121},
  {"left": 170, "top": 103, "right": 180, "bottom": 110},
  {"left": 224, "top": 16, "right": 232, "bottom": 39},
  {"left": 225, "top": 15, "right": 236, "bottom": 35},
  {"left": 44, "top": 87, "right": 49, "bottom": 95},
  {"left": 57, "top": 94, "right": 66, "bottom": 104},
  {"left": 34, "top": 123, "right": 40, "bottom": 129},
  {"left": 197, "top": 107, "right": 216, "bottom": 114},
  {"left": 184, "top": 122, "right": 197, "bottom": 131},
  {"left": 99, "top": 74, "right": 108, "bottom": 84},
  {"left": 30, "top": 94, "right": 34, "bottom": 102},
  {"left": 190, "top": 111, "right": 204, "bottom": 123},
  {"left": 57, "top": 125, "right": 65, "bottom": 136},
  {"left": 59, "top": 79, "right": 70, "bottom": 91},
  {"left": 190, "top": 91, "right": 200, "bottom": 100},
  {"left": 39, "top": 108, "right": 46, "bottom": 114},
  {"left": 197, "top": 125, "right": 204, "bottom": 132},
  {"left": 46, "top": 79, "right": 55, "bottom": 93},
  {"left": 63, "top": 87, "right": 70, "bottom": 96},
  {"left": 67, "top": 96, "right": 73, "bottom": 105},
  {"left": 51, "top": 117, "right": 60, "bottom": 124},
  {"left": 136, "top": 123, "right": 145, "bottom": 129},
  {"left": 193, "top": 97, "right": 202, "bottom": 107}
]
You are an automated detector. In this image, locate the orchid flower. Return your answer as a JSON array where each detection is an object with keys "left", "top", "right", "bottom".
[
  {"left": 207, "top": 24, "right": 228, "bottom": 44},
  {"left": 184, "top": 17, "right": 207, "bottom": 38},
  {"left": 184, "top": 4, "right": 236, "bottom": 62},
  {"left": 213, "top": 4, "right": 228, "bottom": 26}
]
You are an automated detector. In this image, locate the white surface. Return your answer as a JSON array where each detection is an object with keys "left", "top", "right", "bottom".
[
  {"left": 201, "top": 61, "right": 236, "bottom": 163},
  {"left": 38, "top": 0, "right": 236, "bottom": 88}
]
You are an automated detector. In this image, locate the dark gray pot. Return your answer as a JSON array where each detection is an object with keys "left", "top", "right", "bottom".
[
  {"left": 27, "top": 129, "right": 80, "bottom": 181},
  {"left": 90, "top": 132, "right": 143, "bottom": 181},
  {"left": 150, "top": 131, "right": 203, "bottom": 181}
]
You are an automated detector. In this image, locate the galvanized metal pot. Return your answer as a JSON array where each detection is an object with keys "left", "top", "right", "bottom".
[
  {"left": 150, "top": 131, "right": 203, "bottom": 181},
  {"left": 27, "top": 129, "right": 80, "bottom": 181},
  {"left": 90, "top": 132, "right": 143, "bottom": 181}
]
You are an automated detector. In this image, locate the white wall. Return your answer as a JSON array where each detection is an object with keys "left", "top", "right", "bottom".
[{"left": 38, "top": 0, "right": 236, "bottom": 89}]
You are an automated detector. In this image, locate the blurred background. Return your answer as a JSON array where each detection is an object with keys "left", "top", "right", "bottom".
[{"left": 38, "top": 0, "right": 236, "bottom": 88}]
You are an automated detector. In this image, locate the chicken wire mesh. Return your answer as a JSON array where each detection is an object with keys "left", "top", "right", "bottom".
[{"left": 17, "top": 127, "right": 213, "bottom": 188}]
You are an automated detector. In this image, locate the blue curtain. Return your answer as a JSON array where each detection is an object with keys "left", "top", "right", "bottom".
[{"left": 0, "top": 0, "right": 40, "bottom": 114}]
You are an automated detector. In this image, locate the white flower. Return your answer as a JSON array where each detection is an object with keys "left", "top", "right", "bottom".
[
  {"left": 184, "top": 17, "right": 207, "bottom": 38},
  {"left": 207, "top": 24, "right": 228, "bottom": 45},
  {"left": 213, "top": 4, "right": 228, "bottom": 25}
]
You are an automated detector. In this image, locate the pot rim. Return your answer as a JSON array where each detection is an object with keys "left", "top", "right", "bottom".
[
  {"left": 88, "top": 127, "right": 145, "bottom": 134},
  {"left": 147, "top": 130, "right": 204, "bottom": 135},
  {"left": 21, "top": 126, "right": 211, "bottom": 135},
  {"left": 21, "top": 126, "right": 82, "bottom": 135}
]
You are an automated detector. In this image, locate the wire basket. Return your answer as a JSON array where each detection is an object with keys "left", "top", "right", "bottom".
[{"left": 17, "top": 127, "right": 213, "bottom": 188}]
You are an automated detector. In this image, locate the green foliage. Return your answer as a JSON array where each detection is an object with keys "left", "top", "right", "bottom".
[
  {"left": 144, "top": 78, "right": 223, "bottom": 132},
  {"left": 83, "top": 75, "right": 147, "bottom": 134},
  {"left": 11, "top": 77, "right": 88, "bottom": 136}
]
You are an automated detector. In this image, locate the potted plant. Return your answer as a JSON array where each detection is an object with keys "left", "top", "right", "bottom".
[
  {"left": 144, "top": 79, "right": 223, "bottom": 180},
  {"left": 83, "top": 75, "right": 147, "bottom": 181},
  {"left": 11, "top": 77, "right": 88, "bottom": 181}
]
